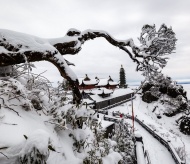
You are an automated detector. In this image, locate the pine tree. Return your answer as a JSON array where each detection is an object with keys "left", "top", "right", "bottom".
[{"left": 119, "top": 65, "right": 127, "bottom": 88}]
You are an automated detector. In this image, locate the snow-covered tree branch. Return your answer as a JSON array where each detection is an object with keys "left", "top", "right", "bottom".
[{"left": 0, "top": 24, "right": 176, "bottom": 103}]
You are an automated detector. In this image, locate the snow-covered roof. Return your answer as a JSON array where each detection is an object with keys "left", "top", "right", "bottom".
[
  {"left": 82, "top": 88, "right": 112, "bottom": 95},
  {"left": 78, "top": 78, "right": 98, "bottom": 85},
  {"left": 96, "top": 78, "right": 119, "bottom": 86},
  {"left": 83, "top": 99, "right": 95, "bottom": 105},
  {"left": 97, "top": 79, "right": 108, "bottom": 86},
  {"left": 109, "top": 81, "right": 119, "bottom": 86},
  {"left": 78, "top": 78, "right": 84, "bottom": 84},
  {"left": 90, "top": 88, "right": 134, "bottom": 102},
  {"left": 81, "top": 89, "right": 92, "bottom": 94},
  {"left": 90, "top": 88, "right": 113, "bottom": 95},
  {"left": 101, "top": 119, "right": 115, "bottom": 129},
  {"left": 83, "top": 80, "right": 98, "bottom": 85},
  {"left": 99, "top": 88, "right": 113, "bottom": 95},
  {"left": 79, "top": 76, "right": 118, "bottom": 87}
]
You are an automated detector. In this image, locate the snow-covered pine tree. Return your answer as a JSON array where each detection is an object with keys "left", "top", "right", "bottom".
[{"left": 119, "top": 65, "right": 127, "bottom": 88}]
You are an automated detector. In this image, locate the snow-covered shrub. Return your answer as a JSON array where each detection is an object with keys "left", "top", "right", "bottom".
[
  {"left": 163, "top": 95, "right": 188, "bottom": 117},
  {"left": 46, "top": 101, "right": 123, "bottom": 163},
  {"left": 17, "top": 130, "right": 51, "bottom": 164},
  {"left": 83, "top": 127, "right": 122, "bottom": 164},
  {"left": 0, "top": 66, "right": 135, "bottom": 164},
  {"left": 177, "top": 116, "right": 190, "bottom": 135},
  {"left": 111, "top": 119, "right": 135, "bottom": 164},
  {"left": 0, "top": 78, "right": 33, "bottom": 113}
]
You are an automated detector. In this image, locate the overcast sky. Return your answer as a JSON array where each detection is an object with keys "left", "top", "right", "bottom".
[{"left": 0, "top": 0, "right": 190, "bottom": 85}]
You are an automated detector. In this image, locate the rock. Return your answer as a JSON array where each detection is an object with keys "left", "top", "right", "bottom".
[
  {"left": 159, "top": 85, "right": 167, "bottom": 94},
  {"left": 178, "top": 87, "right": 187, "bottom": 99},
  {"left": 177, "top": 103, "right": 188, "bottom": 113},
  {"left": 179, "top": 117, "right": 190, "bottom": 135},
  {"left": 167, "top": 85, "right": 187, "bottom": 99},
  {"left": 157, "top": 115, "right": 162, "bottom": 119},
  {"left": 164, "top": 110, "right": 177, "bottom": 117},
  {"left": 167, "top": 85, "right": 180, "bottom": 98},
  {"left": 142, "top": 91, "right": 159, "bottom": 103},
  {"left": 142, "top": 82, "right": 153, "bottom": 93}
]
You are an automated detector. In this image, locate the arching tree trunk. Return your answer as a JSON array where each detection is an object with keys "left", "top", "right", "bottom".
[
  {"left": 0, "top": 25, "right": 176, "bottom": 104},
  {"left": 0, "top": 50, "right": 82, "bottom": 104}
]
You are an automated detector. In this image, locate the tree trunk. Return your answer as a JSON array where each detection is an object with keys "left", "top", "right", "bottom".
[{"left": 0, "top": 25, "right": 176, "bottom": 104}]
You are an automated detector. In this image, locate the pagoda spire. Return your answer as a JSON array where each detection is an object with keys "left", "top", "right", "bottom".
[
  {"left": 84, "top": 74, "right": 90, "bottom": 81},
  {"left": 119, "top": 65, "right": 127, "bottom": 88}
]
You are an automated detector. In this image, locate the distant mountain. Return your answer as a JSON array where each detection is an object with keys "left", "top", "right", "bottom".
[
  {"left": 128, "top": 80, "right": 190, "bottom": 86},
  {"left": 177, "top": 82, "right": 190, "bottom": 84}
]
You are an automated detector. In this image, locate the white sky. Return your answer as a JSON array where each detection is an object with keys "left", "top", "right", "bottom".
[{"left": 0, "top": 0, "right": 190, "bottom": 85}]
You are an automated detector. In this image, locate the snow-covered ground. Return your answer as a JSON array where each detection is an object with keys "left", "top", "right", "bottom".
[
  {"left": 0, "top": 77, "right": 189, "bottom": 164},
  {"left": 0, "top": 77, "right": 124, "bottom": 164},
  {"left": 98, "top": 112, "right": 175, "bottom": 164},
  {"left": 134, "top": 121, "right": 174, "bottom": 164},
  {"left": 182, "top": 84, "right": 190, "bottom": 100},
  {"left": 105, "top": 84, "right": 190, "bottom": 164}
]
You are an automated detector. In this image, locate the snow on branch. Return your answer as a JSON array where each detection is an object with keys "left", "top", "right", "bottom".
[
  {"left": 49, "top": 24, "right": 176, "bottom": 74},
  {"left": 138, "top": 24, "right": 177, "bottom": 74},
  {"left": 0, "top": 24, "right": 176, "bottom": 103}
]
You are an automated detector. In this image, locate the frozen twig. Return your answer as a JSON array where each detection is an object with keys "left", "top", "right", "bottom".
[
  {"left": 3, "top": 105, "right": 21, "bottom": 117},
  {"left": 0, "top": 152, "right": 9, "bottom": 159}
]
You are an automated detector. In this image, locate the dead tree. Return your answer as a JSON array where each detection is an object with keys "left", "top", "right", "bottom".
[{"left": 0, "top": 24, "right": 177, "bottom": 104}]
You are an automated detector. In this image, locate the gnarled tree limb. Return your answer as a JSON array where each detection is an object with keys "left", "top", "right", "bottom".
[{"left": 0, "top": 24, "right": 176, "bottom": 104}]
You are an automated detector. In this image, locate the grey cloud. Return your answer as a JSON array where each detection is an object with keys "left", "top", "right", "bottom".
[{"left": 0, "top": 0, "right": 190, "bottom": 85}]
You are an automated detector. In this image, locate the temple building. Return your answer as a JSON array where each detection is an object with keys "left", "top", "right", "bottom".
[
  {"left": 96, "top": 76, "right": 118, "bottom": 89},
  {"left": 78, "top": 73, "right": 134, "bottom": 110},
  {"left": 78, "top": 74, "right": 99, "bottom": 90},
  {"left": 78, "top": 74, "right": 119, "bottom": 90}
]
